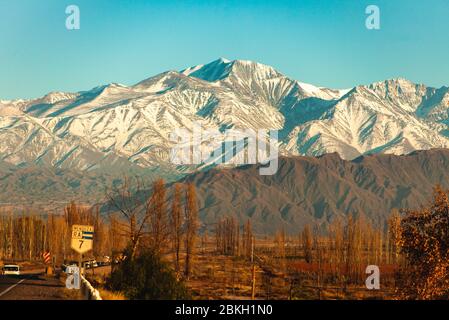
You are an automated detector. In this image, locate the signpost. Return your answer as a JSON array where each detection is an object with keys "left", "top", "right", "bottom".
[
  {"left": 71, "top": 225, "right": 94, "bottom": 254},
  {"left": 71, "top": 224, "right": 94, "bottom": 275},
  {"left": 43, "top": 251, "right": 51, "bottom": 264},
  {"left": 43, "top": 251, "right": 52, "bottom": 275}
]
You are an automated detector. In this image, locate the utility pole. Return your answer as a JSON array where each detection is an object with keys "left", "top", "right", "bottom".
[
  {"left": 79, "top": 253, "right": 83, "bottom": 276},
  {"left": 251, "top": 236, "right": 256, "bottom": 300}
]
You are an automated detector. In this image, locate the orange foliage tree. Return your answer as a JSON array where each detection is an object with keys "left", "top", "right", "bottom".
[{"left": 397, "top": 186, "right": 449, "bottom": 299}]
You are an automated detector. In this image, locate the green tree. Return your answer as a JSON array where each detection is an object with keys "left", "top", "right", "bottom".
[{"left": 109, "top": 248, "right": 189, "bottom": 300}]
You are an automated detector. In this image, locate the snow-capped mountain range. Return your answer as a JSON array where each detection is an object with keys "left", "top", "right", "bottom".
[{"left": 1, "top": 58, "right": 449, "bottom": 175}]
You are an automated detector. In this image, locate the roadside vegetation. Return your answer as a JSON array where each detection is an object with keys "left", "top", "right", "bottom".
[
  {"left": 1, "top": 181, "right": 449, "bottom": 300},
  {"left": 109, "top": 247, "right": 189, "bottom": 299}
]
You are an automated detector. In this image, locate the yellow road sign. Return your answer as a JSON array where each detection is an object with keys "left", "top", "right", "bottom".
[{"left": 71, "top": 224, "right": 94, "bottom": 254}]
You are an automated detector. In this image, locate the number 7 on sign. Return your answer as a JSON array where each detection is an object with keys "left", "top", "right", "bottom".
[{"left": 71, "top": 225, "right": 94, "bottom": 254}]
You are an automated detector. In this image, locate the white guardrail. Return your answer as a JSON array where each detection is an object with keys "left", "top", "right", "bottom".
[{"left": 80, "top": 274, "right": 102, "bottom": 300}]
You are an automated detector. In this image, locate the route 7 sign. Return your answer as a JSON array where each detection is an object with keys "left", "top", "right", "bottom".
[{"left": 71, "top": 225, "right": 94, "bottom": 254}]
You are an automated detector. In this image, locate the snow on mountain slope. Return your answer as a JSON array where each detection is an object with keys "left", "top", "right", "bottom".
[
  {"left": 286, "top": 79, "right": 449, "bottom": 159},
  {"left": 1, "top": 58, "right": 449, "bottom": 176}
]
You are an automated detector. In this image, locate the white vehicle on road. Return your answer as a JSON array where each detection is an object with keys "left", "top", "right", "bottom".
[{"left": 2, "top": 265, "right": 20, "bottom": 276}]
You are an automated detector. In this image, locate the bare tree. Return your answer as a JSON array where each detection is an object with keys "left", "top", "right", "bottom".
[
  {"left": 106, "top": 177, "right": 153, "bottom": 260},
  {"left": 301, "top": 224, "right": 313, "bottom": 263},
  {"left": 184, "top": 183, "right": 198, "bottom": 279},
  {"left": 243, "top": 220, "right": 253, "bottom": 259},
  {"left": 388, "top": 209, "right": 401, "bottom": 265},
  {"left": 171, "top": 183, "right": 184, "bottom": 273},
  {"left": 215, "top": 217, "right": 239, "bottom": 255},
  {"left": 146, "top": 178, "right": 169, "bottom": 253}
]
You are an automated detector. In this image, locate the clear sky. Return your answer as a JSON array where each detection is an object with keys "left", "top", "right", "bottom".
[{"left": 1, "top": 0, "right": 448, "bottom": 100}]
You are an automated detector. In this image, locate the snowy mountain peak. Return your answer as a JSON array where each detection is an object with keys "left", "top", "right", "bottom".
[
  {"left": 41, "top": 91, "right": 78, "bottom": 104},
  {"left": 182, "top": 58, "right": 284, "bottom": 83},
  {"left": 295, "top": 81, "right": 351, "bottom": 100},
  {"left": 229, "top": 59, "right": 283, "bottom": 79},
  {"left": 0, "top": 58, "right": 448, "bottom": 176},
  {"left": 181, "top": 58, "right": 234, "bottom": 81},
  {"left": 181, "top": 58, "right": 351, "bottom": 103},
  {"left": 368, "top": 78, "right": 422, "bottom": 91},
  {"left": 133, "top": 70, "right": 207, "bottom": 94}
]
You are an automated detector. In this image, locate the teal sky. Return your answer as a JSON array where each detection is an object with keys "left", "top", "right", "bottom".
[{"left": 0, "top": 0, "right": 448, "bottom": 100}]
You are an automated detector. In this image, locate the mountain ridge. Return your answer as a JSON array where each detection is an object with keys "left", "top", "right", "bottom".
[
  {"left": 1, "top": 58, "right": 449, "bottom": 176},
  {"left": 184, "top": 148, "right": 449, "bottom": 234}
]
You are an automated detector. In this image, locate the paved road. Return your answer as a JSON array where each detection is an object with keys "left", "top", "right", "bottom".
[{"left": 0, "top": 269, "right": 69, "bottom": 300}]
